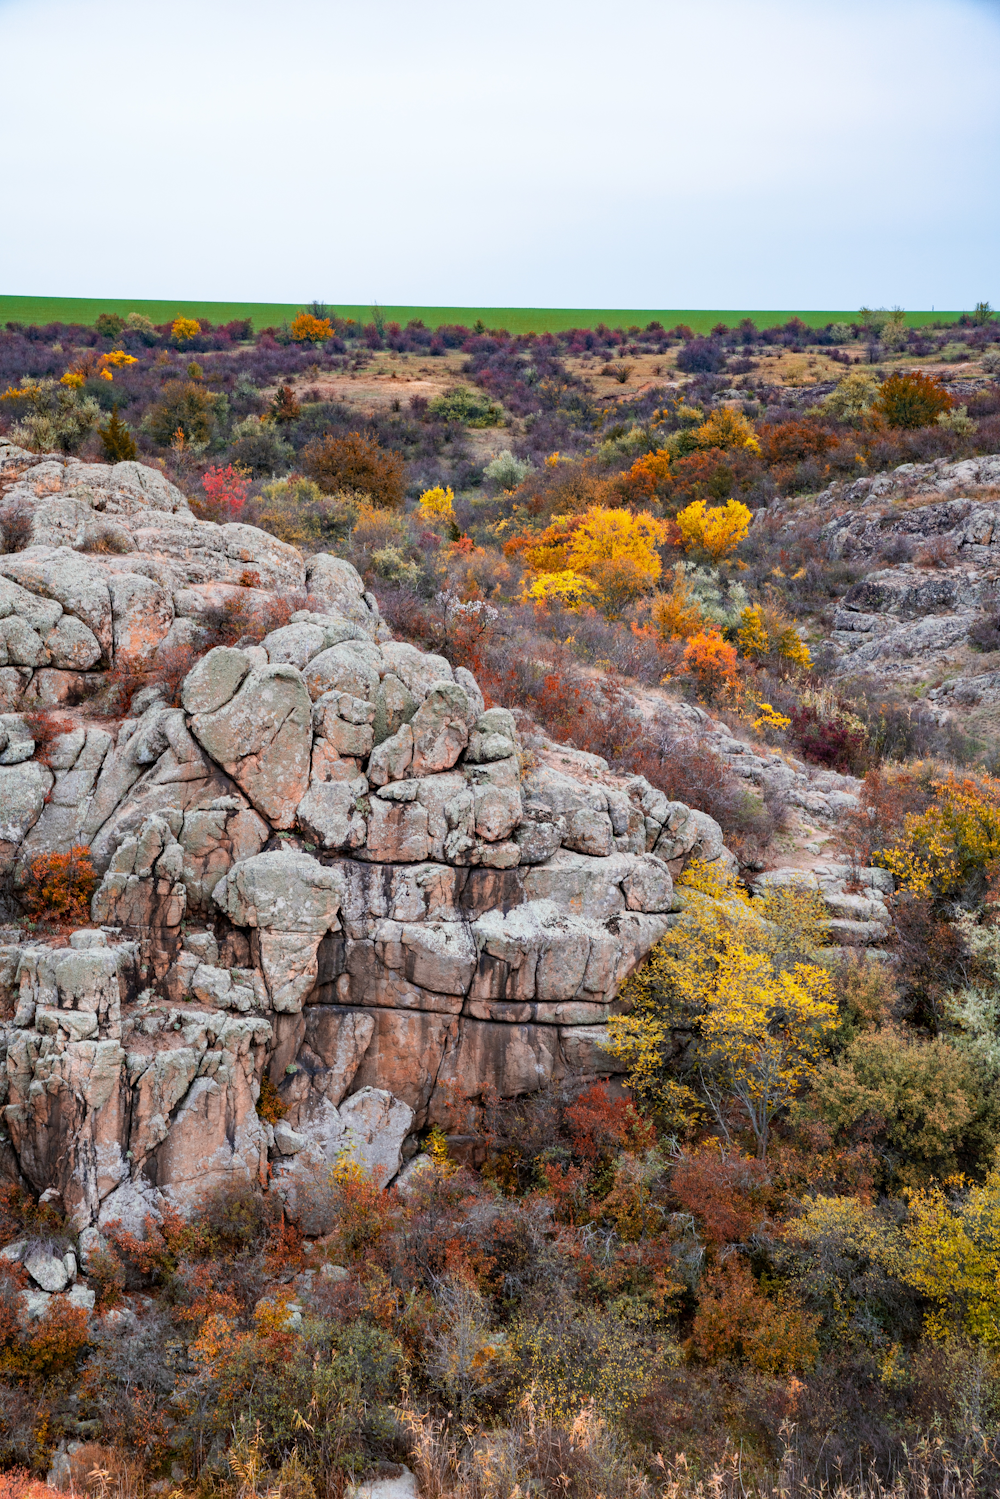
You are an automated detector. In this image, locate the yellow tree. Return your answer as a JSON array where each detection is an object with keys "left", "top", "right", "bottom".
[
  {"left": 675, "top": 498, "right": 752, "bottom": 562},
  {"left": 605, "top": 879, "right": 836, "bottom": 1157},
  {"left": 903, "top": 1170, "right": 1000, "bottom": 1343}
]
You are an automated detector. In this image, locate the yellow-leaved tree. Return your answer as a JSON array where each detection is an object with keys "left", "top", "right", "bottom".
[
  {"left": 604, "top": 870, "right": 835, "bottom": 1158},
  {"left": 737, "top": 603, "right": 812, "bottom": 669},
  {"left": 417, "top": 485, "right": 456, "bottom": 524},
  {"left": 675, "top": 497, "right": 752, "bottom": 562}
]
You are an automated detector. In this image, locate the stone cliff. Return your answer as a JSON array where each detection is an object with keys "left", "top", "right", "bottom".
[{"left": 0, "top": 442, "right": 734, "bottom": 1233}]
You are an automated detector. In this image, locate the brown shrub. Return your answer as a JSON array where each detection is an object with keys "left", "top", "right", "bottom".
[
  {"left": 21, "top": 710, "right": 76, "bottom": 766},
  {"left": 302, "top": 431, "right": 405, "bottom": 508}
]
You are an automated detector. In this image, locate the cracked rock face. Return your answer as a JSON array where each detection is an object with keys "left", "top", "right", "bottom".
[{"left": 0, "top": 450, "right": 735, "bottom": 1230}]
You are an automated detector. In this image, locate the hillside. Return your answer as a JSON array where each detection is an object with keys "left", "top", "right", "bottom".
[{"left": 1, "top": 307, "right": 1000, "bottom": 1499}]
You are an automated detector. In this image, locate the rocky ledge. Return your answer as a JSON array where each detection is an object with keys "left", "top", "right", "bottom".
[{"left": 0, "top": 445, "right": 734, "bottom": 1235}]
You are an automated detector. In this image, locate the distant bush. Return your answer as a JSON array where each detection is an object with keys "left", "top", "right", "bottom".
[
  {"left": 303, "top": 430, "right": 405, "bottom": 508},
  {"left": 876, "top": 371, "right": 953, "bottom": 430},
  {"left": 484, "top": 450, "right": 532, "bottom": 490},
  {"left": 675, "top": 337, "right": 727, "bottom": 374},
  {"left": 253, "top": 476, "right": 359, "bottom": 548},
  {"left": 228, "top": 414, "right": 294, "bottom": 476},
  {"left": 291, "top": 312, "right": 333, "bottom": 343},
  {"left": 97, "top": 407, "right": 137, "bottom": 462},
  {"left": 170, "top": 316, "right": 201, "bottom": 343},
  {"left": 427, "top": 385, "right": 503, "bottom": 427},
  {"left": 144, "top": 378, "right": 227, "bottom": 448},
  {"left": 1, "top": 377, "right": 101, "bottom": 453},
  {"left": 822, "top": 370, "right": 882, "bottom": 424},
  {"left": 94, "top": 312, "right": 125, "bottom": 338}
]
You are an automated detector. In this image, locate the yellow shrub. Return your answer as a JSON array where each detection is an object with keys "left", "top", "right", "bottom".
[
  {"left": 606, "top": 883, "right": 835, "bottom": 1157},
  {"left": 522, "top": 570, "right": 599, "bottom": 610},
  {"left": 171, "top": 317, "right": 201, "bottom": 342},
  {"left": 903, "top": 1169, "right": 1000, "bottom": 1343},
  {"left": 693, "top": 406, "right": 761, "bottom": 453},
  {"left": 564, "top": 504, "right": 668, "bottom": 583},
  {"left": 875, "top": 772, "right": 1000, "bottom": 897},
  {"left": 290, "top": 312, "right": 333, "bottom": 342},
  {"left": 737, "top": 604, "right": 812, "bottom": 669},
  {"left": 676, "top": 498, "right": 752, "bottom": 561},
  {"left": 417, "top": 485, "right": 456, "bottom": 523}
]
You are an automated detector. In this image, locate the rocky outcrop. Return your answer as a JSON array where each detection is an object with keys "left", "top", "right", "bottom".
[{"left": 0, "top": 448, "right": 735, "bottom": 1232}]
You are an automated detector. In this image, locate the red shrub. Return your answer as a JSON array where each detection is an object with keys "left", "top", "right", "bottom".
[{"left": 671, "top": 1148, "right": 774, "bottom": 1250}]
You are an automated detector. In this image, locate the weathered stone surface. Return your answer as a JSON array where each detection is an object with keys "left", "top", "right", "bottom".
[
  {"left": 181, "top": 646, "right": 251, "bottom": 714},
  {"left": 190, "top": 665, "right": 312, "bottom": 827}
]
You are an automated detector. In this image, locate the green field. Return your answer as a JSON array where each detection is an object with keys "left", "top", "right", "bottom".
[{"left": 0, "top": 295, "right": 968, "bottom": 336}]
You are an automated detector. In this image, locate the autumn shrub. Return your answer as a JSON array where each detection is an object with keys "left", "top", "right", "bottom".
[
  {"left": 19, "top": 845, "right": 97, "bottom": 926},
  {"left": 691, "top": 406, "right": 760, "bottom": 454},
  {"left": 3, "top": 377, "right": 101, "bottom": 452},
  {"left": 675, "top": 497, "right": 751, "bottom": 561},
  {"left": 170, "top": 317, "right": 201, "bottom": 343},
  {"left": 607, "top": 886, "right": 836, "bottom": 1157},
  {"left": 759, "top": 418, "right": 837, "bottom": 466},
  {"left": 201, "top": 462, "right": 252, "bottom": 521},
  {"left": 789, "top": 699, "right": 867, "bottom": 774},
  {"left": 689, "top": 1259, "right": 819, "bottom": 1375},
  {"left": 737, "top": 603, "right": 811, "bottom": 670},
  {"left": 670, "top": 1147, "right": 774, "bottom": 1251},
  {"left": 290, "top": 312, "right": 333, "bottom": 342},
  {"left": 650, "top": 568, "right": 709, "bottom": 640},
  {"left": 682, "top": 630, "right": 738, "bottom": 696},
  {"left": 874, "top": 771, "right": 1000, "bottom": 900},
  {"left": 876, "top": 371, "right": 953, "bottom": 429},
  {"left": 303, "top": 431, "right": 405, "bottom": 508}
]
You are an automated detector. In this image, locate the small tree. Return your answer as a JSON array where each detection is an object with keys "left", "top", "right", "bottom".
[
  {"left": 171, "top": 317, "right": 202, "bottom": 343},
  {"left": 97, "top": 407, "right": 137, "bottom": 463},
  {"left": 202, "top": 463, "right": 252, "bottom": 521}
]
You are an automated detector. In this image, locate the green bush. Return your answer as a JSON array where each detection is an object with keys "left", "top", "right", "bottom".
[
  {"left": 797, "top": 1028, "right": 1000, "bottom": 1186},
  {"left": 143, "top": 378, "right": 227, "bottom": 448},
  {"left": 484, "top": 450, "right": 532, "bottom": 490},
  {"left": 427, "top": 384, "right": 504, "bottom": 427},
  {"left": 5, "top": 378, "right": 101, "bottom": 453},
  {"left": 228, "top": 415, "right": 294, "bottom": 477}
]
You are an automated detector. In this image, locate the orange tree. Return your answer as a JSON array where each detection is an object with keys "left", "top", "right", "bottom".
[
  {"left": 875, "top": 371, "right": 953, "bottom": 429},
  {"left": 291, "top": 311, "right": 333, "bottom": 342}
]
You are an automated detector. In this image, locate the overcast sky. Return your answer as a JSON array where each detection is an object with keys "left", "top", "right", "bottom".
[{"left": 1, "top": 0, "right": 997, "bottom": 310}]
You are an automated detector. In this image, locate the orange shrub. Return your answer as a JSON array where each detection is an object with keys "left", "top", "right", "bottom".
[
  {"left": 16, "top": 1299, "right": 90, "bottom": 1377},
  {"left": 620, "top": 447, "right": 674, "bottom": 503},
  {"left": 290, "top": 312, "right": 333, "bottom": 342},
  {"left": 876, "top": 370, "right": 953, "bottom": 429},
  {"left": 671, "top": 1148, "right": 773, "bottom": 1250},
  {"left": 689, "top": 1259, "right": 819, "bottom": 1375},
  {"left": 20, "top": 845, "right": 97, "bottom": 926},
  {"left": 759, "top": 418, "right": 836, "bottom": 465},
  {"left": 683, "top": 630, "right": 737, "bottom": 694}
]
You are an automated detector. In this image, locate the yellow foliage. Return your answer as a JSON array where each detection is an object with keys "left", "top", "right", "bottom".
[
  {"left": 903, "top": 1170, "right": 1000, "bottom": 1343},
  {"left": 59, "top": 371, "right": 85, "bottom": 388},
  {"left": 522, "top": 570, "right": 599, "bottom": 610},
  {"left": 171, "top": 317, "right": 201, "bottom": 342},
  {"left": 737, "top": 604, "right": 812, "bottom": 669},
  {"left": 417, "top": 485, "right": 456, "bottom": 523},
  {"left": 875, "top": 772, "right": 1000, "bottom": 897},
  {"left": 753, "top": 702, "right": 791, "bottom": 732},
  {"left": 650, "top": 568, "right": 708, "bottom": 640},
  {"left": 564, "top": 504, "right": 668, "bottom": 583},
  {"left": 290, "top": 311, "right": 334, "bottom": 342},
  {"left": 606, "top": 882, "right": 835, "bottom": 1156},
  {"left": 737, "top": 604, "right": 770, "bottom": 659},
  {"left": 103, "top": 349, "right": 137, "bottom": 368},
  {"left": 693, "top": 406, "right": 761, "bottom": 453},
  {"left": 675, "top": 497, "right": 752, "bottom": 561}
]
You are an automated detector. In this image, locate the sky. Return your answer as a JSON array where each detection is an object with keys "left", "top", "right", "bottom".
[{"left": 0, "top": 0, "right": 997, "bottom": 310}]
